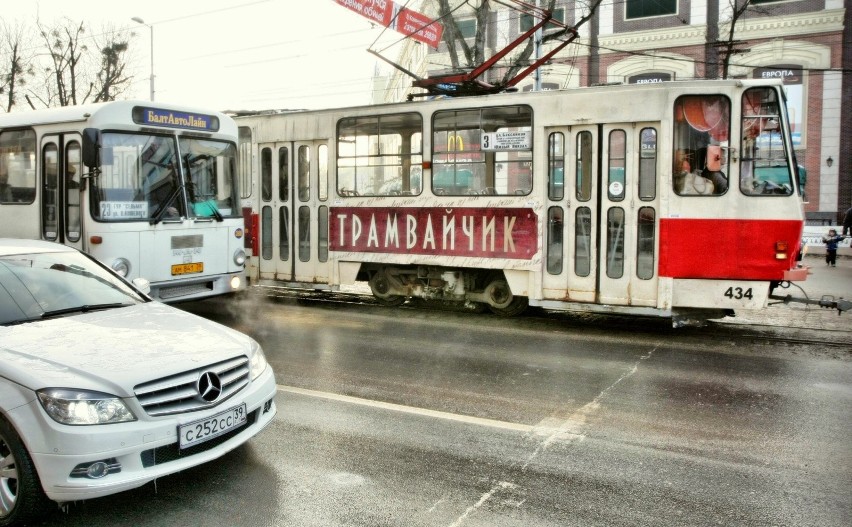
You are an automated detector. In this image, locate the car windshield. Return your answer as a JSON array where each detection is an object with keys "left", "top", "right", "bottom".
[{"left": 0, "top": 249, "right": 145, "bottom": 325}]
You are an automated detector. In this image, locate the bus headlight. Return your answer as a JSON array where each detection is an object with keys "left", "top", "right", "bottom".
[
  {"left": 233, "top": 249, "right": 246, "bottom": 266},
  {"left": 111, "top": 258, "right": 131, "bottom": 277},
  {"left": 230, "top": 276, "right": 242, "bottom": 290}
]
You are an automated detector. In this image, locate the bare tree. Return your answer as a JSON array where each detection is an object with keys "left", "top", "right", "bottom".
[
  {"left": 715, "top": 0, "right": 773, "bottom": 79},
  {"left": 0, "top": 21, "right": 35, "bottom": 112},
  {"left": 34, "top": 17, "right": 89, "bottom": 107},
  {"left": 90, "top": 24, "right": 133, "bottom": 102}
]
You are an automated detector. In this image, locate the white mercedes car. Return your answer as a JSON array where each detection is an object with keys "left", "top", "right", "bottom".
[{"left": 0, "top": 239, "right": 277, "bottom": 525}]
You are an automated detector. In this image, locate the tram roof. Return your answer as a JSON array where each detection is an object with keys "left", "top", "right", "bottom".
[{"left": 232, "top": 78, "right": 785, "bottom": 119}]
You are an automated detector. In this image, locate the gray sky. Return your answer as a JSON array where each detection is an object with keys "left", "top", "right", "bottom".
[{"left": 5, "top": 0, "right": 407, "bottom": 112}]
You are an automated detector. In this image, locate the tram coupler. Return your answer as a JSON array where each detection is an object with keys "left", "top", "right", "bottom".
[{"left": 768, "top": 293, "right": 852, "bottom": 315}]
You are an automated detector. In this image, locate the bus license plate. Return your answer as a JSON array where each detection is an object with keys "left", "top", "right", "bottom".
[
  {"left": 178, "top": 404, "right": 247, "bottom": 449},
  {"left": 172, "top": 262, "right": 204, "bottom": 276}
]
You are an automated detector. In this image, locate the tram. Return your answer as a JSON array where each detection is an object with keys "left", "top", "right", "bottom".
[
  {"left": 0, "top": 101, "right": 247, "bottom": 302},
  {"left": 235, "top": 80, "right": 807, "bottom": 324}
]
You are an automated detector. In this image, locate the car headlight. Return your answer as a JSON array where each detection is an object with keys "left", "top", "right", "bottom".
[
  {"left": 37, "top": 389, "right": 137, "bottom": 425},
  {"left": 250, "top": 339, "right": 268, "bottom": 380}
]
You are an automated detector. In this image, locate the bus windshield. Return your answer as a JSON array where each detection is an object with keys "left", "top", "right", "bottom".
[
  {"left": 180, "top": 138, "right": 239, "bottom": 219},
  {"left": 90, "top": 132, "right": 239, "bottom": 222}
]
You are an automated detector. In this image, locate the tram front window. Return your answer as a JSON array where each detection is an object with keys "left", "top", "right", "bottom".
[{"left": 740, "top": 87, "right": 794, "bottom": 196}]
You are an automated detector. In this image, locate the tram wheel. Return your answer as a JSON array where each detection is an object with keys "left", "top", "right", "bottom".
[
  {"left": 484, "top": 279, "right": 528, "bottom": 316},
  {"left": 369, "top": 272, "right": 406, "bottom": 307}
]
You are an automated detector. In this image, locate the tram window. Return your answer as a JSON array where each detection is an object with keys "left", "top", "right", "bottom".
[
  {"left": 65, "top": 141, "right": 82, "bottom": 243},
  {"left": 433, "top": 105, "right": 532, "bottom": 196},
  {"left": 238, "top": 126, "right": 252, "bottom": 199},
  {"left": 740, "top": 87, "right": 794, "bottom": 196},
  {"left": 574, "top": 207, "right": 592, "bottom": 277},
  {"left": 608, "top": 130, "right": 626, "bottom": 201},
  {"left": 606, "top": 208, "right": 625, "bottom": 279},
  {"left": 318, "top": 144, "right": 328, "bottom": 201},
  {"left": 279, "top": 206, "right": 289, "bottom": 261},
  {"left": 547, "top": 206, "right": 564, "bottom": 275},
  {"left": 261, "top": 205, "right": 273, "bottom": 260},
  {"left": 672, "top": 95, "right": 730, "bottom": 196},
  {"left": 278, "top": 147, "right": 289, "bottom": 202},
  {"left": 638, "top": 128, "right": 657, "bottom": 200},
  {"left": 576, "top": 131, "right": 592, "bottom": 201},
  {"left": 0, "top": 129, "right": 37, "bottom": 204},
  {"left": 636, "top": 207, "right": 656, "bottom": 280},
  {"left": 298, "top": 145, "right": 310, "bottom": 202},
  {"left": 42, "top": 143, "right": 59, "bottom": 241},
  {"left": 298, "top": 206, "right": 310, "bottom": 262},
  {"left": 548, "top": 133, "right": 565, "bottom": 201},
  {"left": 261, "top": 147, "right": 272, "bottom": 202},
  {"left": 337, "top": 112, "right": 423, "bottom": 197},
  {"left": 318, "top": 205, "right": 328, "bottom": 262}
]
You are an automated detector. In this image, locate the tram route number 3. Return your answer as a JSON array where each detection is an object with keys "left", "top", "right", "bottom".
[{"left": 724, "top": 287, "right": 753, "bottom": 300}]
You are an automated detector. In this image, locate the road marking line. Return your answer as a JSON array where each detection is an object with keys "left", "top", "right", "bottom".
[{"left": 277, "top": 385, "right": 535, "bottom": 433}]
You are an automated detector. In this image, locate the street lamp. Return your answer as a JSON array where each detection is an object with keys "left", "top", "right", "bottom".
[{"left": 131, "top": 17, "right": 155, "bottom": 101}]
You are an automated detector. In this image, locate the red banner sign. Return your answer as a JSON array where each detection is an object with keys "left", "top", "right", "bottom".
[
  {"left": 330, "top": 207, "right": 538, "bottom": 259},
  {"left": 334, "top": 0, "right": 444, "bottom": 48}
]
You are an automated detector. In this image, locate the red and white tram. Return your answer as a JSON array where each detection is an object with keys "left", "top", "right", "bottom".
[{"left": 235, "top": 80, "right": 807, "bottom": 325}]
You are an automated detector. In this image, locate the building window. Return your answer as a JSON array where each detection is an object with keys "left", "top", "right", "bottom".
[
  {"left": 626, "top": 0, "right": 677, "bottom": 19},
  {"left": 457, "top": 19, "right": 477, "bottom": 39}
]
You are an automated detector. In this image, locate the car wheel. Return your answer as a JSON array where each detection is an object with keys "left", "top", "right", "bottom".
[{"left": 0, "top": 417, "right": 53, "bottom": 526}]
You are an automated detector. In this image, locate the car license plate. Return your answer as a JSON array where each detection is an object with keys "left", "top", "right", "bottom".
[
  {"left": 178, "top": 404, "right": 247, "bottom": 449},
  {"left": 171, "top": 262, "right": 203, "bottom": 276}
]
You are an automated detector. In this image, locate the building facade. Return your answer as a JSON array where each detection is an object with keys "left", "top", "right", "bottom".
[{"left": 375, "top": 0, "right": 848, "bottom": 224}]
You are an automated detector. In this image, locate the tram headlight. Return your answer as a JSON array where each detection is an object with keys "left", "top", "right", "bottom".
[
  {"left": 233, "top": 249, "right": 246, "bottom": 266},
  {"left": 111, "top": 258, "right": 131, "bottom": 277}
]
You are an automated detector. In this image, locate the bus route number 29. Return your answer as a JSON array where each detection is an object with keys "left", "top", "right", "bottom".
[{"left": 724, "top": 286, "right": 753, "bottom": 300}]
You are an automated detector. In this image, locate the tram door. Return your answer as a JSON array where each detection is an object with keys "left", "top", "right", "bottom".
[
  {"left": 542, "top": 123, "right": 660, "bottom": 307},
  {"left": 258, "top": 141, "right": 330, "bottom": 284},
  {"left": 41, "top": 134, "right": 84, "bottom": 251}
]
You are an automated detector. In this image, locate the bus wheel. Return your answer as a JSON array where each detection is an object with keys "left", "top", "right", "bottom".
[
  {"left": 369, "top": 272, "right": 405, "bottom": 307},
  {"left": 484, "top": 279, "right": 528, "bottom": 316}
]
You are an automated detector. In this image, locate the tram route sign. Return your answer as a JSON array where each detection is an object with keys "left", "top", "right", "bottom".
[{"left": 481, "top": 131, "right": 532, "bottom": 151}]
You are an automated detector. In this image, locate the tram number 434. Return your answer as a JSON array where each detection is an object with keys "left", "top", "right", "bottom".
[{"left": 724, "top": 287, "right": 753, "bottom": 300}]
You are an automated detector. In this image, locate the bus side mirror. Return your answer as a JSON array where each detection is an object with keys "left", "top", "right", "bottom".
[{"left": 82, "top": 128, "right": 101, "bottom": 168}]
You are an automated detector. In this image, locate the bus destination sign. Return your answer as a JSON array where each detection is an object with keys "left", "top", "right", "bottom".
[{"left": 132, "top": 106, "right": 220, "bottom": 132}]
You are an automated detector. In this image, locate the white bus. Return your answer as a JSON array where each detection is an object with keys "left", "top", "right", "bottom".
[{"left": 0, "top": 101, "right": 247, "bottom": 302}]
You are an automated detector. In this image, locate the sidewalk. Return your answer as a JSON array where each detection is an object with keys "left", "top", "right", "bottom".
[{"left": 720, "top": 255, "right": 852, "bottom": 331}]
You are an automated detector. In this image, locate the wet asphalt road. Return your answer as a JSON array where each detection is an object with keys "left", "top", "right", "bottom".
[{"left": 33, "top": 262, "right": 852, "bottom": 527}]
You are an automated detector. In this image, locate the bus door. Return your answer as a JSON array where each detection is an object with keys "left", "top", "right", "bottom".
[
  {"left": 41, "top": 134, "right": 84, "bottom": 251},
  {"left": 597, "top": 123, "right": 660, "bottom": 307},
  {"left": 257, "top": 141, "right": 330, "bottom": 284}
]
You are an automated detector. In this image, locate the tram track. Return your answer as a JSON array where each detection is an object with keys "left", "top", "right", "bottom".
[{"left": 248, "top": 285, "right": 851, "bottom": 351}]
